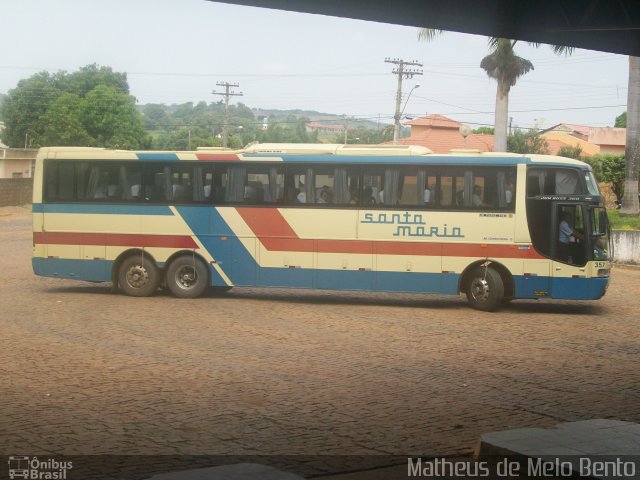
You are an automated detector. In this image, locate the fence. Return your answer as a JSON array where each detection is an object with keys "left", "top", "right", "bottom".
[{"left": 0, "top": 178, "right": 33, "bottom": 207}]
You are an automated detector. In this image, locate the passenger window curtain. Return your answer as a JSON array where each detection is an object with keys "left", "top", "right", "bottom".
[
  {"left": 226, "top": 166, "right": 247, "bottom": 202},
  {"left": 305, "top": 168, "right": 315, "bottom": 204},
  {"left": 193, "top": 167, "right": 205, "bottom": 201},
  {"left": 417, "top": 169, "right": 427, "bottom": 205},
  {"left": 87, "top": 166, "right": 100, "bottom": 199},
  {"left": 162, "top": 166, "right": 172, "bottom": 201},
  {"left": 556, "top": 170, "right": 579, "bottom": 194},
  {"left": 75, "top": 163, "right": 88, "bottom": 200},
  {"left": 538, "top": 171, "right": 547, "bottom": 195},
  {"left": 463, "top": 170, "right": 473, "bottom": 207},
  {"left": 333, "top": 168, "right": 349, "bottom": 204},
  {"left": 119, "top": 166, "right": 132, "bottom": 200},
  {"left": 497, "top": 171, "right": 506, "bottom": 208},
  {"left": 268, "top": 168, "right": 279, "bottom": 203},
  {"left": 383, "top": 169, "right": 400, "bottom": 205}
]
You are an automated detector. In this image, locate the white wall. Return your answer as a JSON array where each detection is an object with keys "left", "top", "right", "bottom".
[{"left": 612, "top": 230, "right": 640, "bottom": 265}]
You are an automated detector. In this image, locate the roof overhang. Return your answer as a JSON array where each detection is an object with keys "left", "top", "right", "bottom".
[{"left": 209, "top": 0, "right": 640, "bottom": 56}]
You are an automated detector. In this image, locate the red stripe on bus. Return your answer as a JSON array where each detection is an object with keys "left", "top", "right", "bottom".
[
  {"left": 33, "top": 232, "right": 198, "bottom": 249},
  {"left": 237, "top": 207, "right": 299, "bottom": 237},
  {"left": 236, "top": 207, "right": 544, "bottom": 259},
  {"left": 195, "top": 153, "right": 240, "bottom": 161}
]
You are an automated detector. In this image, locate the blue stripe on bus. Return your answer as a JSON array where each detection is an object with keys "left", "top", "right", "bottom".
[
  {"left": 243, "top": 154, "right": 529, "bottom": 165},
  {"left": 33, "top": 258, "right": 112, "bottom": 282},
  {"left": 32, "top": 255, "right": 608, "bottom": 301},
  {"left": 32, "top": 203, "right": 174, "bottom": 215},
  {"left": 552, "top": 276, "right": 609, "bottom": 300},
  {"left": 136, "top": 153, "right": 180, "bottom": 161}
]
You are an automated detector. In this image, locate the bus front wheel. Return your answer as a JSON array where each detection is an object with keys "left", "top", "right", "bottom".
[
  {"left": 465, "top": 267, "right": 504, "bottom": 311},
  {"left": 118, "top": 255, "right": 160, "bottom": 297},
  {"left": 166, "top": 256, "right": 209, "bottom": 298}
]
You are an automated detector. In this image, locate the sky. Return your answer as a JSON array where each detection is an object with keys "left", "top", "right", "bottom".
[{"left": 0, "top": 0, "right": 631, "bottom": 132}]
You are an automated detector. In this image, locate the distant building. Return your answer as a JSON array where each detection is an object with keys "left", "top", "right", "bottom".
[
  {"left": 541, "top": 123, "right": 592, "bottom": 141},
  {"left": 0, "top": 148, "right": 38, "bottom": 178},
  {"left": 391, "top": 114, "right": 494, "bottom": 153},
  {"left": 542, "top": 123, "right": 626, "bottom": 155},
  {"left": 540, "top": 131, "right": 600, "bottom": 157},
  {"left": 306, "top": 122, "right": 346, "bottom": 134},
  {"left": 587, "top": 127, "right": 626, "bottom": 154},
  {"left": 256, "top": 115, "right": 269, "bottom": 131}
]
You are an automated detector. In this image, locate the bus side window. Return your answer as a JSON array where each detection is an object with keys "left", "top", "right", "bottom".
[
  {"left": 144, "top": 164, "right": 171, "bottom": 203},
  {"left": 44, "top": 162, "right": 59, "bottom": 201}
]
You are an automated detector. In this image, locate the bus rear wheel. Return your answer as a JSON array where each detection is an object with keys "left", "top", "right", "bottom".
[
  {"left": 465, "top": 267, "right": 504, "bottom": 311},
  {"left": 166, "top": 256, "right": 209, "bottom": 298},
  {"left": 118, "top": 255, "right": 160, "bottom": 297}
]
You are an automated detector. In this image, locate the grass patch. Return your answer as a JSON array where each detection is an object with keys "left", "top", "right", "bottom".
[{"left": 608, "top": 209, "right": 640, "bottom": 230}]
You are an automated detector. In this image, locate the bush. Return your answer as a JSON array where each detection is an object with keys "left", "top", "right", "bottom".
[{"left": 583, "top": 154, "right": 625, "bottom": 201}]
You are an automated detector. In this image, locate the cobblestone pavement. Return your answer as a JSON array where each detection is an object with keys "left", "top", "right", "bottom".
[{"left": 1, "top": 207, "right": 639, "bottom": 474}]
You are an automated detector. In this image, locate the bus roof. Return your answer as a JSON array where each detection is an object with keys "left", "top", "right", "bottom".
[{"left": 36, "top": 144, "right": 591, "bottom": 168}]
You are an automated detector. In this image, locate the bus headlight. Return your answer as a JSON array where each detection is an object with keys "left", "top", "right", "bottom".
[{"left": 597, "top": 268, "right": 610, "bottom": 277}]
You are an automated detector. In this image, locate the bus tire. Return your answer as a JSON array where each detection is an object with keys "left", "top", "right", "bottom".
[
  {"left": 166, "top": 256, "right": 209, "bottom": 299},
  {"left": 465, "top": 267, "right": 504, "bottom": 311},
  {"left": 118, "top": 255, "right": 160, "bottom": 297}
]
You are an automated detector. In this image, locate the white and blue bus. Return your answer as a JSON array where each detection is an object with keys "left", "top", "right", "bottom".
[{"left": 32, "top": 143, "right": 612, "bottom": 310}]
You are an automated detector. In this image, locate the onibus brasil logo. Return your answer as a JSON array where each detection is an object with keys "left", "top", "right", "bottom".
[{"left": 8, "top": 456, "right": 73, "bottom": 479}]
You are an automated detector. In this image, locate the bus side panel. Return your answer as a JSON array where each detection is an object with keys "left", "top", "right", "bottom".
[
  {"left": 514, "top": 260, "right": 551, "bottom": 298},
  {"left": 315, "top": 243, "right": 374, "bottom": 290},
  {"left": 374, "top": 243, "right": 448, "bottom": 293}
]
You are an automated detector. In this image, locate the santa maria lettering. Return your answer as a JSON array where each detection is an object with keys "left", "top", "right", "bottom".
[{"left": 361, "top": 212, "right": 464, "bottom": 238}]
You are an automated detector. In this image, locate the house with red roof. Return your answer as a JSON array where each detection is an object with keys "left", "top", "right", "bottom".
[{"left": 391, "top": 114, "right": 494, "bottom": 153}]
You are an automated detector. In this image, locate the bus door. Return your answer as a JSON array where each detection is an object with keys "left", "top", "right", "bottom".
[{"left": 550, "top": 203, "right": 590, "bottom": 299}]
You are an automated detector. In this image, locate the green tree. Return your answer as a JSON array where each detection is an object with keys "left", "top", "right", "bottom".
[
  {"left": 39, "top": 93, "right": 93, "bottom": 146},
  {"left": 507, "top": 129, "right": 549, "bottom": 154},
  {"left": 0, "top": 72, "right": 61, "bottom": 147},
  {"left": 418, "top": 31, "right": 572, "bottom": 151},
  {"left": 154, "top": 128, "right": 220, "bottom": 150},
  {"left": 472, "top": 126, "right": 494, "bottom": 134},
  {"left": 57, "top": 64, "right": 129, "bottom": 97},
  {"left": 141, "top": 103, "right": 169, "bottom": 130},
  {"left": 615, "top": 111, "right": 627, "bottom": 128},
  {"left": 0, "top": 65, "right": 146, "bottom": 149},
  {"left": 557, "top": 144, "right": 583, "bottom": 159},
  {"left": 0, "top": 94, "right": 6, "bottom": 121},
  {"left": 585, "top": 153, "right": 626, "bottom": 202},
  {"left": 81, "top": 85, "right": 147, "bottom": 149}
]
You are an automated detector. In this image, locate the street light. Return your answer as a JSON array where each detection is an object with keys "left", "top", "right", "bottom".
[
  {"left": 459, "top": 124, "right": 471, "bottom": 148},
  {"left": 394, "top": 83, "right": 420, "bottom": 144},
  {"left": 401, "top": 83, "right": 420, "bottom": 118}
]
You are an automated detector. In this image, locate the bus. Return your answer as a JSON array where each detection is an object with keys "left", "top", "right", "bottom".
[{"left": 32, "top": 143, "right": 612, "bottom": 311}]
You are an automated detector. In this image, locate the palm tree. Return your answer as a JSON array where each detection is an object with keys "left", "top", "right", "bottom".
[
  {"left": 620, "top": 56, "right": 640, "bottom": 216},
  {"left": 418, "top": 30, "right": 572, "bottom": 152}
]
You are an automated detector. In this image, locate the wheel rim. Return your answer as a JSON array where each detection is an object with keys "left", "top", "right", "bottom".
[
  {"left": 125, "top": 264, "right": 150, "bottom": 289},
  {"left": 174, "top": 265, "right": 198, "bottom": 290},
  {"left": 470, "top": 277, "right": 490, "bottom": 303}
]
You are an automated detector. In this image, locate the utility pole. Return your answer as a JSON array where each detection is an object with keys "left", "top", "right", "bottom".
[
  {"left": 212, "top": 82, "right": 243, "bottom": 148},
  {"left": 343, "top": 116, "right": 350, "bottom": 144},
  {"left": 385, "top": 58, "right": 423, "bottom": 144}
]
